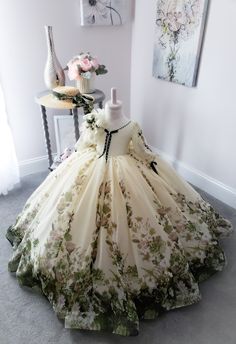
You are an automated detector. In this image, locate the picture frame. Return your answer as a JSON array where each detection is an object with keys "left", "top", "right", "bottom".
[
  {"left": 80, "top": 0, "right": 127, "bottom": 26},
  {"left": 153, "top": 0, "right": 209, "bottom": 87}
]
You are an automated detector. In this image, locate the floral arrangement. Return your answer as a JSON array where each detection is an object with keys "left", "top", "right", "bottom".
[{"left": 67, "top": 52, "right": 108, "bottom": 81}]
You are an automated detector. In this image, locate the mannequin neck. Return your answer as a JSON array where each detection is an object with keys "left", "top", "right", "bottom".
[
  {"left": 105, "top": 107, "right": 124, "bottom": 121},
  {"left": 104, "top": 101, "right": 128, "bottom": 129}
]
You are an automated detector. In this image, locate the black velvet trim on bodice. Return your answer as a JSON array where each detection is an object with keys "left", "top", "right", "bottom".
[{"left": 98, "top": 121, "right": 131, "bottom": 162}]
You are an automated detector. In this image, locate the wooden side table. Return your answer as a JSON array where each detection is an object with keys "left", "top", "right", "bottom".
[{"left": 35, "top": 89, "right": 105, "bottom": 171}]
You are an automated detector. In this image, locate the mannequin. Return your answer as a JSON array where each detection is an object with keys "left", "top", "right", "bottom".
[
  {"left": 104, "top": 88, "right": 129, "bottom": 131},
  {"left": 96, "top": 87, "right": 132, "bottom": 161}
]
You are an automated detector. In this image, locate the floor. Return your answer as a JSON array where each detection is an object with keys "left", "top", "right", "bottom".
[{"left": 0, "top": 171, "right": 236, "bottom": 344}]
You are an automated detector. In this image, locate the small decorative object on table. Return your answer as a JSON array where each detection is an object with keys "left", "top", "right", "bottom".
[
  {"left": 67, "top": 52, "right": 108, "bottom": 94},
  {"left": 44, "top": 25, "right": 65, "bottom": 89}
]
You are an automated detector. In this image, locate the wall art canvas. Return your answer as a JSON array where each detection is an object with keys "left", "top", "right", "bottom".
[
  {"left": 80, "top": 0, "right": 126, "bottom": 26},
  {"left": 153, "top": 0, "right": 209, "bottom": 87}
]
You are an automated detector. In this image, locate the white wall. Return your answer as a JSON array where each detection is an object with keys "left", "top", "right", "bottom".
[
  {"left": 1, "top": 0, "right": 235, "bottom": 207},
  {"left": 130, "top": 0, "right": 236, "bottom": 208},
  {"left": 0, "top": 0, "right": 133, "bottom": 174}
]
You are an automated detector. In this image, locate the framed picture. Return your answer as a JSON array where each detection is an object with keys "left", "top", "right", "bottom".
[
  {"left": 80, "top": 0, "right": 126, "bottom": 26},
  {"left": 153, "top": 0, "right": 209, "bottom": 87},
  {"left": 54, "top": 115, "right": 75, "bottom": 156}
]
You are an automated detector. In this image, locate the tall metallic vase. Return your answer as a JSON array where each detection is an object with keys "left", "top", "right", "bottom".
[{"left": 44, "top": 25, "right": 65, "bottom": 89}]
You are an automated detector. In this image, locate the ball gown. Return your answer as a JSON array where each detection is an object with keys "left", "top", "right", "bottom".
[{"left": 6, "top": 109, "right": 233, "bottom": 336}]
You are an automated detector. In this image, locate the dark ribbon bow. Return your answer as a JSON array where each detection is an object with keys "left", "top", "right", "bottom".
[
  {"left": 52, "top": 91, "right": 94, "bottom": 114},
  {"left": 98, "top": 128, "right": 119, "bottom": 162},
  {"left": 150, "top": 161, "right": 159, "bottom": 175}
]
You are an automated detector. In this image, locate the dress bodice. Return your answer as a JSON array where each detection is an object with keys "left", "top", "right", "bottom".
[
  {"left": 75, "top": 109, "right": 157, "bottom": 166},
  {"left": 97, "top": 121, "right": 133, "bottom": 160}
]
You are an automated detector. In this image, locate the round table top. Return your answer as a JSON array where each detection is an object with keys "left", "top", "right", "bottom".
[{"left": 35, "top": 89, "right": 106, "bottom": 110}]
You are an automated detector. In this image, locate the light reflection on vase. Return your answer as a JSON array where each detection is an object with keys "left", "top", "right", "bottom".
[{"left": 44, "top": 25, "right": 65, "bottom": 90}]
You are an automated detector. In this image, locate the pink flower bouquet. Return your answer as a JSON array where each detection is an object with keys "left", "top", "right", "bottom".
[{"left": 67, "top": 52, "right": 108, "bottom": 81}]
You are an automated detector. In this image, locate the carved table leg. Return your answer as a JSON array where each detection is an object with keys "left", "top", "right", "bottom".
[
  {"left": 40, "top": 105, "right": 53, "bottom": 170},
  {"left": 72, "top": 107, "right": 80, "bottom": 141}
]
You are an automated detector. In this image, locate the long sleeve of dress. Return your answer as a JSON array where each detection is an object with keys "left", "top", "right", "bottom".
[{"left": 130, "top": 122, "right": 159, "bottom": 174}]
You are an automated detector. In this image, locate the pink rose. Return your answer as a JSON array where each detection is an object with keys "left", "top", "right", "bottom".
[
  {"left": 79, "top": 58, "right": 92, "bottom": 72},
  {"left": 67, "top": 60, "right": 80, "bottom": 81},
  {"left": 67, "top": 57, "right": 80, "bottom": 67},
  {"left": 91, "top": 58, "right": 99, "bottom": 69}
]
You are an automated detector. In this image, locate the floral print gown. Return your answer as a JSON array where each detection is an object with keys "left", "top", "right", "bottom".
[{"left": 6, "top": 109, "right": 233, "bottom": 336}]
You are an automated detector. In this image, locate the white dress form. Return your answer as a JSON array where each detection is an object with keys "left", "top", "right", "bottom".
[
  {"left": 100, "top": 88, "right": 132, "bottom": 157},
  {"left": 104, "top": 88, "right": 129, "bottom": 131}
]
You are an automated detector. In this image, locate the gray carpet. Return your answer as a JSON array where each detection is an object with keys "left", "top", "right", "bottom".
[{"left": 0, "top": 171, "right": 236, "bottom": 344}]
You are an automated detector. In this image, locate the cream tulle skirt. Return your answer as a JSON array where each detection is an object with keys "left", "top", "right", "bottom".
[{"left": 6, "top": 148, "right": 233, "bottom": 336}]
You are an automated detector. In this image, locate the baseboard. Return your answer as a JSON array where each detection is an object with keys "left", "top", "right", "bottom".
[
  {"left": 151, "top": 146, "right": 236, "bottom": 209},
  {"left": 19, "top": 154, "right": 56, "bottom": 177}
]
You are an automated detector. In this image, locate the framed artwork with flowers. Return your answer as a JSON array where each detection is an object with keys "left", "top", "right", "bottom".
[
  {"left": 153, "top": 0, "right": 209, "bottom": 87},
  {"left": 80, "top": 0, "right": 126, "bottom": 26}
]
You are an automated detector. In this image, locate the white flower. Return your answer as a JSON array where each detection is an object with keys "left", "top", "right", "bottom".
[
  {"left": 84, "top": 108, "right": 107, "bottom": 129},
  {"left": 83, "top": 112, "right": 96, "bottom": 123},
  {"left": 94, "top": 109, "right": 107, "bottom": 128},
  {"left": 75, "top": 108, "right": 108, "bottom": 153},
  {"left": 83, "top": 0, "right": 110, "bottom": 25}
]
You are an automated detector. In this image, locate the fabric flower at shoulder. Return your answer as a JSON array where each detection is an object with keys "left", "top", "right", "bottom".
[
  {"left": 84, "top": 108, "right": 107, "bottom": 130},
  {"left": 81, "top": 108, "right": 107, "bottom": 144}
]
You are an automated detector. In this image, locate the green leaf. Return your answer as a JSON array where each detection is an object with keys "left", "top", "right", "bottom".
[
  {"left": 164, "top": 223, "right": 173, "bottom": 234},
  {"left": 95, "top": 64, "right": 108, "bottom": 75},
  {"left": 103, "top": 204, "right": 110, "bottom": 214},
  {"left": 33, "top": 238, "right": 39, "bottom": 247},
  {"left": 64, "top": 232, "right": 72, "bottom": 241},
  {"left": 135, "top": 216, "right": 143, "bottom": 222},
  {"left": 149, "top": 228, "right": 156, "bottom": 235}
]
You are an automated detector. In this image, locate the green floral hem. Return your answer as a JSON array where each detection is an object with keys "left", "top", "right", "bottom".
[{"left": 6, "top": 223, "right": 228, "bottom": 337}]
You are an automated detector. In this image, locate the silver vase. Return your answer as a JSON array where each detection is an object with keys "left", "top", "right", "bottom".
[{"left": 44, "top": 25, "right": 65, "bottom": 89}]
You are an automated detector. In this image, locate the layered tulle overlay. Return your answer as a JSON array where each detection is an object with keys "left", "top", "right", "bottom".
[{"left": 6, "top": 110, "right": 233, "bottom": 336}]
